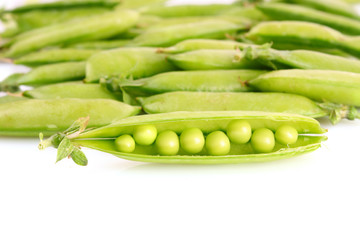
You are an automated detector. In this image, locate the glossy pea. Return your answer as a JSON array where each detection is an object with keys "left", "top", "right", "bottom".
[
  {"left": 14, "top": 48, "right": 99, "bottom": 66},
  {"left": 227, "top": 120, "right": 252, "bottom": 144},
  {"left": 133, "top": 125, "right": 157, "bottom": 146},
  {"left": 246, "top": 21, "right": 360, "bottom": 58},
  {"left": 0, "top": 99, "right": 141, "bottom": 137},
  {"left": 180, "top": 128, "right": 205, "bottom": 154},
  {"left": 5, "top": 9, "right": 139, "bottom": 57},
  {"left": 85, "top": 47, "right": 177, "bottom": 83},
  {"left": 129, "top": 19, "right": 243, "bottom": 47},
  {"left": 275, "top": 125, "right": 298, "bottom": 145},
  {"left": 243, "top": 45, "right": 360, "bottom": 73},
  {"left": 257, "top": 3, "right": 360, "bottom": 35},
  {"left": 167, "top": 49, "right": 263, "bottom": 70},
  {"left": 120, "top": 70, "right": 265, "bottom": 96},
  {"left": 205, "top": 131, "right": 230, "bottom": 156},
  {"left": 115, "top": 135, "right": 136, "bottom": 153},
  {"left": 156, "top": 130, "right": 179, "bottom": 156},
  {"left": 251, "top": 128, "right": 275, "bottom": 153}
]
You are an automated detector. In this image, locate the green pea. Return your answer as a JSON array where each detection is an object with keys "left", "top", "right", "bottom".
[
  {"left": 251, "top": 128, "right": 275, "bottom": 153},
  {"left": 205, "top": 131, "right": 230, "bottom": 156},
  {"left": 275, "top": 125, "right": 298, "bottom": 145},
  {"left": 156, "top": 130, "right": 179, "bottom": 156},
  {"left": 180, "top": 128, "right": 205, "bottom": 154},
  {"left": 227, "top": 120, "right": 252, "bottom": 144},
  {"left": 115, "top": 135, "right": 135, "bottom": 153},
  {"left": 133, "top": 124, "right": 157, "bottom": 146}
]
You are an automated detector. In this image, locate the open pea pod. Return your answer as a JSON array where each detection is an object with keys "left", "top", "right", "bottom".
[{"left": 40, "top": 111, "right": 327, "bottom": 165}]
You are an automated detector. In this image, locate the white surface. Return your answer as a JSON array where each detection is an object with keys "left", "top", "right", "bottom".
[{"left": 1, "top": 1, "right": 360, "bottom": 240}]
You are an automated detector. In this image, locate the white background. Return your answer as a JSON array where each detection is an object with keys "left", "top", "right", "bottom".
[{"left": 1, "top": 1, "right": 360, "bottom": 239}]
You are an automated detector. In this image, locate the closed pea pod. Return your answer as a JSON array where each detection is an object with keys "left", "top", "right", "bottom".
[
  {"left": 242, "top": 45, "right": 360, "bottom": 73},
  {"left": 159, "top": 39, "right": 251, "bottom": 54},
  {"left": 0, "top": 98, "right": 141, "bottom": 137},
  {"left": 85, "top": 47, "right": 177, "bottom": 83},
  {"left": 167, "top": 49, "right": 264, "bottom": 70},
  {"left": 5, "top": 9, "right": 139, "bottom": 57},
  {"left": 257, "top": 3, "right": 360, "bottom": 35},
  {"left": 118, "top": 70, "right": 266, "bottom": 96},
  {"left": 22, "top": 82, "right": 121, "bottom": 100},
  {"left": 0, "top": 61, "right": 86, "bottom": 92},
  {"left": 65, "top": 40, "right": 130, "bottom": 50},
  {"left": 248, "top": 69, "right": 360, "bottom": 107},
  {"left": 14, "top": 48, "right": 99, "bottom": 66},
  {"left": 128, "top": 19, "right": 244, "bottom": 48},
  {"left": 137, "top": 91, "right": 359, "bottom": 124},
  {"left": 246, "top": 21, "right": 360, "bottom": 58},
  {"left": 40, "top": 111, "right": 326, "bottom": 165}
]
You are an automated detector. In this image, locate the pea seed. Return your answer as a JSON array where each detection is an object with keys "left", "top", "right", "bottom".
[
  {"left": 275, "top": 125, "right": 298, "bottom": 145},
  {"left": 251, "top": 128, "right": 275, "bottom": 153},
  {"left": 205, "top": 131, "right": 230, "bottom": 156},
  {"left": 115, "top": 135, "right": 135, "bottom": 153},
  {"left": 133, "top": 124, "right": 157, "bottom": 146},
  {"left": 180, "top": 128, "right": 205, "bottom": 154},
  {"left": 156, "top": 130, "right": 179, "bottom": 156},
  {"left": 226, "top": 120, "right": 252, "bottom": 144}
]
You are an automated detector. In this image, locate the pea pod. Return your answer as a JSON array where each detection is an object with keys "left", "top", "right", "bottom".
[
  {"left": 118, "top": 70, "right": 265, "bottom": 96},
  {"left": 257, "top": 3, "right": 360, "bottom": 35},
  {"left": 40, "top": 111, "right": 326, "bottom": 165},
  {"left": 85, "top": 48, "right": 177, "bottom": 83},
  {"left": 129, "top": 19, "right": 244, "bottom": 47},
  {"left": 1, "top": 7, "right": 112, "bottom": 38},
  {"left": 246, "top": 21, "right": 360, "bottom": 58},
  {"left": 5, "top": 9, "right": 139, "bottom": 57},
  {"left": 0, "top": 62, "right": 86, "bottom": 92},
  {"left": 23, "top": 82, "right": 121, "bottom": 100},
  {"left": 139, "top": 4, "right": 235, "bottom": 18},
  {"left": 284, "top": 0, "right": 360, "bottom": 20},
  {"left": 2, "top": 0, "right": 120, "bottom": 13},
  {"left": 243, "top": 44, "right": 360, "bottom": 73},
  {"left": 137, "top": 91, "right": 359, "bottom": 124},
  {"left": 0, "top": 95, "right": 27, "bottom": 104},
  {"left": 14, "top": 49, "right": 99, "bottom": 66},
  {"left": 65, "top": 40, "right": 130, "bottom": 50},
  {"left": 0, "top": 98, "right": 140, "bottom": 137},
  {"left": 160, "top": 39, "right": 251, "bottom": 54},
  {"left": 249, "top": 69, "right": 360, "bottom": 106},
  {"left": 167, "top": 49, "right": 264, "bottom": 70}
]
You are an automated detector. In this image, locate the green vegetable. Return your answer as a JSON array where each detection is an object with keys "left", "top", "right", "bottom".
[
  {"left": 40, "top": 111, "right": 326, "bottom": 165},
  {"left": 205, "top": 131, "right": 231, "bottom": 156},
  {"left": 251, "top": 128, "right": 275, "bottom": 153},
  {"left": 156, "top": 130, "right": 180, "bottom": 156},
  {"left": 226, "top": 120, "right": 252, "bottom": 144},
  {"left": 167, "top": 49, "right": 263, "bottom": 70},
  {"left": 115, "top": 135, "right": 136, "bottom": 153},
  {"left": 85, "top": 48, "right": 177, "bottom": 83},
  {"left": 180, "top": 128, "right": 205, "bottom": 154},
  {"left": 133, "top": 125, "right": 158, "bottom": 146},
  {"left": 275, "top": 125, "right": 298, "bottom": 145},
  {"left": 0, "top": 99, "right": 141, "bottom": 137}
]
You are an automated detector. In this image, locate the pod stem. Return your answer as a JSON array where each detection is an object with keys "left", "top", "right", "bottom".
[
  {"left": 317, "top": 102, "right": 360, "bottom": 124},
  {"left": 38, "top": 117, "right": 90, "bottom": 166}
]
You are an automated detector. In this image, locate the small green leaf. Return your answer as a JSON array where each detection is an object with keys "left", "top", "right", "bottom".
[
  {"left": 56, "top": 137, "right": 75, "bottom": 163},
  {"left": 71, "top": 147, "right": 88, "bottom": 166}
]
